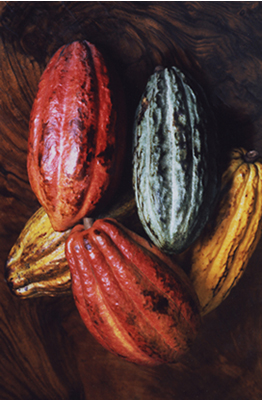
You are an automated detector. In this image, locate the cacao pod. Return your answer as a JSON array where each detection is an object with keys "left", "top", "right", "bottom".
[
  {"left": 133, "top": 65, "right": 220, "bottom": 254},
  {"left": 189, "top": 148, "right": 262, "bottom": 316},
  {"left": 65, "top": 218, "right": 201, "bottom": 366},
  {"left": 5, "top": 207, "right": 71, "bottom": 297},
  {"left": 27, "top": 40, "right": 126, "bottom": 232},
  {"left": 5, "top": 192, "right": 143, "bottom": 299}
]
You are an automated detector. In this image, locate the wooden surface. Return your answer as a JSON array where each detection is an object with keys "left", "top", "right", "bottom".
[{"left": 1, "top": 2, "right": 262, "bottom": 399}]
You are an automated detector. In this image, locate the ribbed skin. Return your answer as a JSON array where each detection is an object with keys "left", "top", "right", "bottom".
[
  {"left": 27, "top": 41, "right": 126, "bottom": 232},
  {"left": 189, "top": 148, "right": 262, "bottom": 316},
  {"left": 5, "top": 208, "right": 71, "bottom": 297},
  {"left": 133, "top": 66, "right": 219, "bottom": 254},
  {"left": 66, "top": 218, "right": 201, "bottom": 366}
]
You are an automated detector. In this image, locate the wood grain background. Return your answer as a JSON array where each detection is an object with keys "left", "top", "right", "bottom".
[{"left": 1, "top": 2, "right": 262, "bottom": 399}]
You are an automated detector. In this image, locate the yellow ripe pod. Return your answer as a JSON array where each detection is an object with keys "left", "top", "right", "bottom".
[
  {"left": 5, "top": 207, "right": 71, "bottom": 298},
  {"left": 189, "top": 148, "right": 262, "bottom": 316}
]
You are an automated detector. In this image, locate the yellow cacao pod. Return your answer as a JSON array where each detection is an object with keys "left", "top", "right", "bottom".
[
  {"left": 189, "top": 148, "right": 262, "bottom": 316},
  {"left": 5, "top": 207, "right": 71, "bottom": 298}
]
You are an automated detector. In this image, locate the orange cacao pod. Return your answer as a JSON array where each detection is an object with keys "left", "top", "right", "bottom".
[
  {"left": 27, "top": 41, "right": 126, "bottom": 232},
  {"left": 65, "top": 218, "right": 201, "bottom": 366}
]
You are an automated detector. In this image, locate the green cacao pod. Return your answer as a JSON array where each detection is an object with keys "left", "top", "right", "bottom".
[
  {"left": 5, "top": 208, "right": 71, "bottom": 297},
  {"left": 133, "top": 66, "right": 220, "bottom": 254},
  {"left": 66, "top": 218, "right": 201, "bottom": 366}
]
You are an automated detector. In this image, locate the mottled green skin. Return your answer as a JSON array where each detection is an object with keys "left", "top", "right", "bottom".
[{"left": 133, "top": 66, "right": 219, "bottom": 254}]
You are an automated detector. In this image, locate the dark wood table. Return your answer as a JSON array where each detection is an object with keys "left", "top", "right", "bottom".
[{"left": 1, "top": 2, "right": 262, "bottom": 399}]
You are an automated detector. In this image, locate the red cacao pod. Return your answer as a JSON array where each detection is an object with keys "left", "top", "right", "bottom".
[
  {"left": 27, "top": 41, "right": 126, "bottom": 232},
  {"left": 65, "top": 218, "right": 201, "bottom": 366}
]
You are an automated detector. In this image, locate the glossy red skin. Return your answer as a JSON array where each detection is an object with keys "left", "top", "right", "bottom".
[
  {"left": 65, "top": 218, "right": 201, "bottom": 366},
  {"left": 27, "top": 41, "right": 126, "bottom": 232}
]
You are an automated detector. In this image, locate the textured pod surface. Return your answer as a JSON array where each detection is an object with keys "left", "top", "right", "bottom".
[
  {"left": 189, "top": 148, "right": 262, "bottom": 316},
  {"left": 133, "top": 66, "right": 219, "bottom": 254},
  {"left": 5, "top": 207, "right": 71, "bottom": 297},
  {"left": 27, "top": 40, "right": 126, "bottom": 232},
  {"left": 66, "top": 218, "right": 201, "bottom": 366}
]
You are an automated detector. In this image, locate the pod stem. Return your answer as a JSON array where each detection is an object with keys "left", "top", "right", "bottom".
[
  {"left": 244, "top": 150, "right": 259, "bottom": 163},
  {"left": 83, "top": 217, "right": 94, "bottom": 230},
  {"left": 154, "top": 65, "right": 165, "bottom": 73}
]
